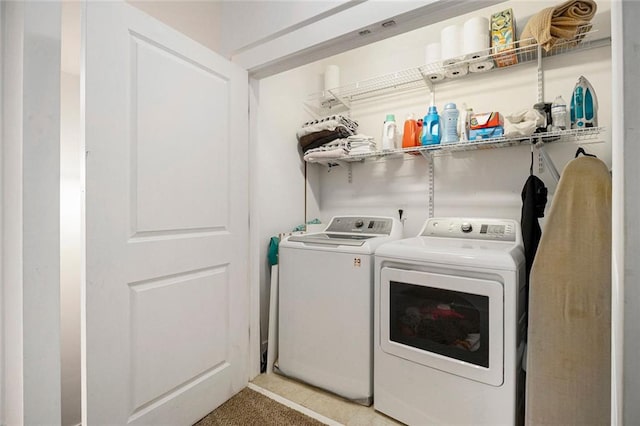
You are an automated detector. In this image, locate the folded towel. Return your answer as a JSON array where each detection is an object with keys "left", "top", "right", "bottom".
[
  {"left": 303, "top": 148, "right": 347, "bottom": 162},
  {"left": 349, "top": 146, "right": 376, "bottom": 155},
  {"left": 520, "top": 0, "right": 597, "bottom": 51},
  {"left": 347, "top": 133, "right": 374, "bottom": 141},
  {"left": 299, "top": 127, "right": 351, "bottom": 152},
  {"left": 297, "top": 115, "right": 358, "bottom": 139}
]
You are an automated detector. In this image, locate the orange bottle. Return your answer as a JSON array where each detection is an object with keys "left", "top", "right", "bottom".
[
  {"left": 402, "top": 114, "right": 419, "bottom": 148},
  {"left": 415, "top": 119, "right": 423, "bottom": 146}
]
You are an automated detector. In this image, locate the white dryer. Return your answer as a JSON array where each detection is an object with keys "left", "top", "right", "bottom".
[
  {"left": 278, "top": 216, "right": 402, "bottom": 405},
  {"left": 374, "top": 217, "right": 526, "bottom": 425}
]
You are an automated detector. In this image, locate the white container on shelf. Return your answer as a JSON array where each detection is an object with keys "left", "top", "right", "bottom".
[
  {"left": 381, "top": 114, "right": 398, "bottom": 150},
  {"left": 442, "top": 103, "right": 460, "bottom": 144}
]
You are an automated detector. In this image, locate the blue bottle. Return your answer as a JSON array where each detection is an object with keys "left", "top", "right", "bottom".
[
  {"left": 441, "top": 103, "right": 459, "bottom": 144},
  {"left": 421, "top": 105, "right": 441, "bottom": 145}
]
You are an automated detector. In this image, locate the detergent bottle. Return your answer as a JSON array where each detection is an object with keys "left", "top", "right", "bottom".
[
  {"left": 441, "top": 103, "right": 460, "bottom": 144},
  {"left": 402, "top": 114, "right": 419, "bottom": 148},
  {"left": 421, "top": 105, "right": 441, "bottom": 145},
  {"left": 415, "top": 119, "right": 423, "bottom": 146},
  {"left": 381, "top": 114, "right": 398, "bottom": 150}
]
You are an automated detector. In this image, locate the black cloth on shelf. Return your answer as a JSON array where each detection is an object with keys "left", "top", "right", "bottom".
[
  {"left": 298, "top": 127, "right": 351, "bottom": 152},
  {"left": 520, "top": 174, "right": 548, "bottom": 287}
]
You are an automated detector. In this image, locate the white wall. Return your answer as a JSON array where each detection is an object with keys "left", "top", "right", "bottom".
[
  {"left": 60, "top": 72, "right": 81, "bottom": 426},
  {"left": 234, "top": 0, "right": 506, "bottom": 77},
  {"left": 127, "top": 1, "right": 221, "bottom": 52},
  {"left": 218, "top": 1, "right": 351, "bottom": 57},
  {"left": 253, "top": 70, "right": 315, "bottom": 354},
  {"left": 257, "top": 0, "right": 612, "bottom": 360}
]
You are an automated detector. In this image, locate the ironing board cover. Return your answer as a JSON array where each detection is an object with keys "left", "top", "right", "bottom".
[{"left": 525, "top": 156, "right": 611, "bottom": 425}]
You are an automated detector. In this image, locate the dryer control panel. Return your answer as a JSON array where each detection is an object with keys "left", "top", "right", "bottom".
[
  {"left": 326, "top": 216, "right": 394, "bottom": 235},
  {"left": 420, "top": 218, "right": 517, "bottom": 241}
]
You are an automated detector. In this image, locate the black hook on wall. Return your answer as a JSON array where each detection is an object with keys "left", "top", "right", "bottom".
[{"left": 575, "top": 147, "right": 597, "bottom": 158}]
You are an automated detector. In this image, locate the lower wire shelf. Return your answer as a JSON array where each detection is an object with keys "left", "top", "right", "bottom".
[{"left": 304, "top": 127, "right": 605, "bottom": 166}]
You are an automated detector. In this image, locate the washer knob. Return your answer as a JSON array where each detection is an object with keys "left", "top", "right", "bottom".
[
  {"left": 355, "top": 219, "right": 364, "bottom": 228},
  {"left": 461, "top": 222, "right": 472, "bottom": 233}
]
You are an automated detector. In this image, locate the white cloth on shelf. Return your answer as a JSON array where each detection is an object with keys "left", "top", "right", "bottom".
[
  {"left": 303, "top": 134, "right": 377, "bottom": 161},
  {"left": 297, "top": 115, "right": 358, "bottom": 139},
  {"left": 504, "top": 108, "right": 545, "bottom": 138},
  {"left": 303, "top": 148, "right": 348, "bottom": 162},
  {"left": 346, "top": 134, "right": 376, "bottom": 155}
]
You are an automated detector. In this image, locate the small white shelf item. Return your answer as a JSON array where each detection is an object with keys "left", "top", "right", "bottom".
[{"left": 305, "top": 26, "right": 609, "bottom": 115}]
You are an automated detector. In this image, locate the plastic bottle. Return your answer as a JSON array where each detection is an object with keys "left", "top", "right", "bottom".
[
  {"left": 551, "top": 95, "right": 568, "bottom": 131},
  {"left": 442, "top": 103, "right": 460, "bottom": 144},
  {"left": 421, "top": 106, "right": 441, "bottom": 145},
  {"left": 458, "top": 104, "right": 473, "bottom": 142},
  {"left": 415, "top": 119, "right": 423, "bottom": 146},
  {"left": 402, "top": 114, "right": 418, "bottom": 148},
  {"left": 381, "top": 114, "right": 398, "bottom": 150}
]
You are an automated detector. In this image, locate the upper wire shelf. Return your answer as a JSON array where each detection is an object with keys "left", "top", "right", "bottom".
[
  {"left": 307, "top": 26, "right": 608, "bottom": 112},
  {"left": 305, "top": 127, "right": 605, "bottom": 166}
]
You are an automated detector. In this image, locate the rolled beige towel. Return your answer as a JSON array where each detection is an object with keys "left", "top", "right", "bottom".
[{"left": 521, "top": 0, "right": 597, "bottom": 51}]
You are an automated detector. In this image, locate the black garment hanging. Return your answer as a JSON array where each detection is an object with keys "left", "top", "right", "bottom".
[{"left": 520, "top": 150, "right": 548, "bottom": 289}]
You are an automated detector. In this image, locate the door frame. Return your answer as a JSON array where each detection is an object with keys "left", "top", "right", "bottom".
[{"left": 1, "top": 2, "right": 62, "bottom": 424}]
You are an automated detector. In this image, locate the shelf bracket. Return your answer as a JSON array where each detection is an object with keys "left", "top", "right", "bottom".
[
  {"left": 537, "top": 44, "right": 544, "bottom": 103},
  {"left": 324, "top": 89, "right": 350, "bottom": 111},
  {"left": 535, "top": 140, "right": 561, "bottom": 183},
  {"left": 419, "top": 151, "right": 435, "bottom": 218},
  {"left": 420, "top": 72, "right": 435, "bottom": 93}
]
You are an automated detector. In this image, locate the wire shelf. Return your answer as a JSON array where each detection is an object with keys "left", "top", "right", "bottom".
[
  {"left": 304, "top": 127, "right": 605, "bottom": 165},
  {"left": 306, "top": 26, "right": 607, "bottom": 111}
]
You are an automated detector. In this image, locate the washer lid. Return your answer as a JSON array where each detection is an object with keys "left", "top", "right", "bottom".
[
  {"left": 281, "top": 215, "right": 403, "bottom": 252},
  {"left": 288, "top": 233, "right": 375, "bottom": 247},
  {"left": 376, "top": 236, "right": 523, "bottom": 270}
]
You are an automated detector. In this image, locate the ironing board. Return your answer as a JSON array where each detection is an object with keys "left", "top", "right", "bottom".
[{"left": 525, "top": 155, "right": 611, "bottom": 425}]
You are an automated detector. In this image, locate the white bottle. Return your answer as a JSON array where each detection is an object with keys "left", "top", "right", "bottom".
[
  {"left": 551, "top": 95, "right": 568, "bottom": 131},
  {"left": 381, "top": 114, "right": 398, "bottom": 150},
  {"left": 458, "top": 103, "right": 471, "bottom": 142}
]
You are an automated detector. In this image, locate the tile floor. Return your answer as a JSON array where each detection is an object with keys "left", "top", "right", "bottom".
[{"left": 251, "top": 373, "right": 403, "bottom": 426}]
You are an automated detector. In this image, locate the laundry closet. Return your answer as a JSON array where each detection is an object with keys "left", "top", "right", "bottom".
[
  {"left": 255, "top": 0, "right": 611, "bottom": 353},
  {"left": 254, "top": 0, "right": 613, "bottom": 424},
  {"left": 42, "top": 0, "right": 619, "bottom": 424}
]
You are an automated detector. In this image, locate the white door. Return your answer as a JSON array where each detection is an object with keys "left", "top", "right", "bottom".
[{"left": 82, "top": 2, "right": 249, "bottom": 424}]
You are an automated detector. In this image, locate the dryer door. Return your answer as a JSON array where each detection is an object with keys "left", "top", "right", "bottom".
[{"left": 380, "top": 267, "right": 504, "bottom": 386}]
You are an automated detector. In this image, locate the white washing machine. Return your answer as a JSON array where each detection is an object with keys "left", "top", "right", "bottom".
[
  {"left": 278, "top": 216, "right": 402, "bottom": 405},
  {"left": 374, "top": 217, "right": 526, "bottom": 425}
]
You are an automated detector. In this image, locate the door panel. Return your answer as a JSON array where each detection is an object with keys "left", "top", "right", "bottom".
[
  {"left": 83, "top": 2, "right": 248, "bottom": 424},
  {"left": 132, "top": 33, "right": 230, "bottom": 234},
  {"left": 130, "top": 266, "right": 229, "bottom": 410}
]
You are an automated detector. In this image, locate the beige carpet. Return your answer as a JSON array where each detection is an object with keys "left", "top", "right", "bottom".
[{"left": 194, "top": 388, "right": 326, "bottom": 426}]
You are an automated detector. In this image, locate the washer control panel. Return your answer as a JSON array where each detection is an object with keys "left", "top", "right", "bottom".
[
  {"left": 420, "top": 218, "right": 516, "bottom": 241},
  {"left": 325, "top": 216, "right": 394, "bottom": 235}
]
